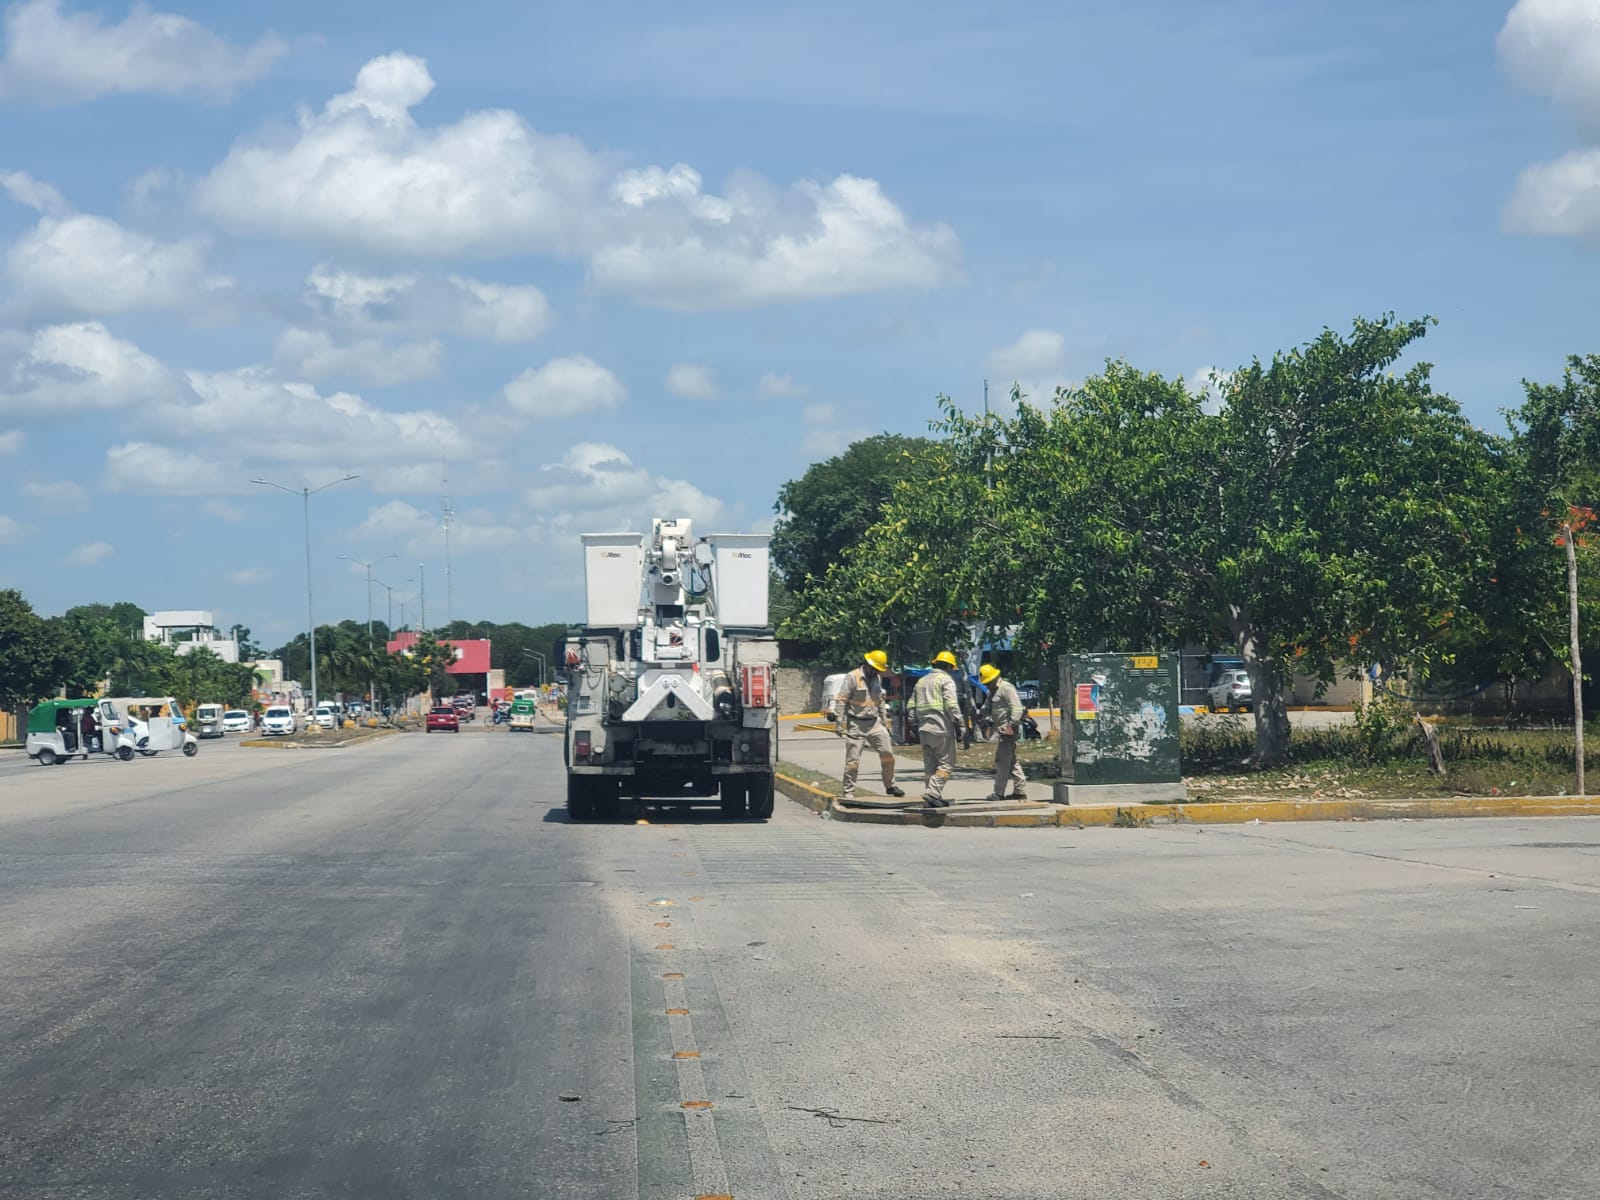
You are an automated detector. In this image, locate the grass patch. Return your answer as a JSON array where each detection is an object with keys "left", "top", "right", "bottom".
[
  {"left": 1181, "top": 713, "right": 1592, "bottom": 800},
  {"left": 893, "top": 712, "right": 1592, "bottom": 800},
  {"left": 776, "top": 760, "right": 843, "bottom": 796}
]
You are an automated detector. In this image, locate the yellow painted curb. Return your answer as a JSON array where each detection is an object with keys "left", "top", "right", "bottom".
[{"left": 774, "top": 771, "right": 836, "bottom": 815}]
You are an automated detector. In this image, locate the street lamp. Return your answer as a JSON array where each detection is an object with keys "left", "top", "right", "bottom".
[
  {"left": 522, "top": 648, "right": 547, "bottom": 688},
  {"left": 340, "top": 552, "right": 398, "bottom": 708},
  {"left": 373, "top": 576, "right": 410, "bottom": 634},
  {"left": 251, "top": 474, "right": 358, "bottom": 710}
]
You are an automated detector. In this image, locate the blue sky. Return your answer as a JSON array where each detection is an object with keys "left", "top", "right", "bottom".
[{"left": 0, "top": 0, "right": 1594, "bottom": 645}]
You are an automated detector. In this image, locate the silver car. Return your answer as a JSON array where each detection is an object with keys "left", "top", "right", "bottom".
[{"left": 1208, "top": 669, "right": 1253, "bottom": 711}]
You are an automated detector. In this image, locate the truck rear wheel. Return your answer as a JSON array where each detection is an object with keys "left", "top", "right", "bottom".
[
  {"left": 566, "top": 775, "right": 595, "bottom": 822},
  {"left": 719, "top": 777, "right": 747, "bottom": 819},
  {"left": 747, "top": 773, "right": 775, "bottom": 820}
]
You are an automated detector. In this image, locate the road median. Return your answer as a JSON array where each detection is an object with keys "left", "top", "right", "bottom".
[{"left": 775, "top": 764, "right": 1600, "bottom": 828}]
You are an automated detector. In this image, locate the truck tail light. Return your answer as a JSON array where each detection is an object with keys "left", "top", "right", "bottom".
[
  {"left": 574, "top": 731, "right": 592, "bottom": 761},
  {"left": 740, "top": 664, "right": 773, "bottom": 708}
]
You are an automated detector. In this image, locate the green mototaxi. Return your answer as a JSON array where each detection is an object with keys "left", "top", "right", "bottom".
[{"left": 25, "top": 698, "right": 106, "bottom": 766}]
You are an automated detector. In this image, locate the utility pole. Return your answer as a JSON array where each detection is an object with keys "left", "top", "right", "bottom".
[
  {"left": 419, "top": 563, "right": 426, "bottom": 633},
  {"left": 252, "top": 473, "right": 358, "bottom": 710},
  {"left": 1564, "top": 515, "right": 1586, "bottom": 797}
]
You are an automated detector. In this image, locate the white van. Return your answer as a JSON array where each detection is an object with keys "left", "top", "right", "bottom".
[
  {"left": 262, "top": 706, "right": 296, "bottom": 736},
  {"left": 196, "top": 703, "right": 225, "bottom": 738}
]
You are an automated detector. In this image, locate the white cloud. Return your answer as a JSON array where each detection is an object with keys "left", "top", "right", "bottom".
[
  {"left": 0, "top": 428, "right": 21, "bottom": 454},
  {"left": 227, "top": 567, "right": 271, "bottom": 585},
  {"left": 1185, "top": 365, "right": 1234, "bottom": 415},
  {"left": 801, "top": 402, "right": 836, "bottom": 425},
  {"left": 665, "top": 362, "right": 717, "bottom": 399},
  {"left": 0, "top": 0, "right": 286, "bottom": 105},
  {"left": 351, "top": 498, "right": 523, "bottom": 556},
  {"left": 302, "top": 266, "right": 552, "bottom": 343},
  {"left": 988, "top": 329, "right": 1065, "bottom": 379},
  {"left": 986, "top": 329, "right": 1071, "bottom": 409},
  {"left": 0, "top": 321, "right": 179, "bottom": 415},
  {"left": 504, "top": 354, "right": 625, "bottom": 419},
  {"left": 6, "top": 212, "right": 220, "bottom": 315},
  {"left": 1504, "top": 149, "right": 1600, "bottom": 238},
  {"left": 274, "top": 328, "right": 442, "bottom": 386},
  {"left": 524, "top": 442, "right": 727, "bottom": 531},
  {"left": 801, "top": 425, "right": 870, "bottom": 458},
  {"left": 447, "top": 276, "right": 551, "bottom": 341},
  {"left": 178, "top": 368, "right": 474, "bottom": 479},
  {"left": 103, "top": 442, "right": 236, "bottom": 494},
  {"left": 757, "top": 372, "right": 808, "bottom": 398},
  {"left": 195, "top": 53, "right": 605, "bottom": 257},
  {"left": 0, "top": 512, "right": 29, "bottom": 542},
  {"left": 62, "top": 539, "right": 112, "bottom": 566},
  {"left": 19, "top": 477, "right": 88, "bottom": 512},
  {"left": 1500, "top": 1, "right": 1600, "bottom": 239},
  {"left": 195, "top": 55, "right": 961, "bottom": 308},
  {"left": 588, "top": 171, "right": 961, "bottom": 310},
  {"left": 1499, "top": 1, "right": 1600, "bottom": 131},
  {"left": 1, "top": 168, "right": 66, "bottom": 213}
]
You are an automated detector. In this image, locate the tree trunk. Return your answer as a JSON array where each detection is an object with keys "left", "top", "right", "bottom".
[
  {"left": 1565, "top": 524, "right": 1585, "bottom": 798},
  {"left": 1230, "top": 606, "right": 1291, "bottom": 765}
]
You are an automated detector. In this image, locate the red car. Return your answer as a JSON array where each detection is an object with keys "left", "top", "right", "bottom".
[{"left": 426, "top": 706, "right": 460, "bottom": 733}]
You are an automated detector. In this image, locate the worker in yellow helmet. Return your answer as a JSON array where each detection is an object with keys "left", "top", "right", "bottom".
[
  {"left": 826, "top": 649, "right": 905, "bottom": 803},
  {"left": 979, "top": 663, "right": 1028, "bottom": 801},
  {"left": 913, "top": 651, "right": 963, "bottom": 807}
]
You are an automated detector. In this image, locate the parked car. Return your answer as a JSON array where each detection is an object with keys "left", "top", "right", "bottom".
[
  {"left": 427, "top": 705, "right": 460, "bottom": 733},
  {"left": 1208, "top": 669, "right": 1253, "bottom": 711},
  {"left": 262, "top": 706, "right": 297, "bottom": 735},
  {"left": 313, "top": 704, "right": 338, "bottom": 730},
  {"left": 452, "top": 696, "right": 476, "bottom": 722},
  {"left": 221, "top": 709, "right": 252, "bottom": 734},
  {"left": 1015, "top": 679, "right": 1043, "bottom": 706}
]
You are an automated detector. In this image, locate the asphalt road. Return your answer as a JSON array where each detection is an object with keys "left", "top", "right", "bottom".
[{"left": 2, "top": 732, "right": 1597, "bottom": 1198}]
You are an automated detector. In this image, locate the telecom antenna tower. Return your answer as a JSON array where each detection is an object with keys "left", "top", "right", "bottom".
[{"left": 441, "top": 462, "right": 455, "bottom": 630}]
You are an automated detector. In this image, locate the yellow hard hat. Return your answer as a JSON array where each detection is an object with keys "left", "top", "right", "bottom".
[
  {"left": 862, "top": 649, "right": 889, "bottom": 672},
  {"left": 932, "top": 650, "right": 958, "bottom": 669},
  {"left": 979, "top": 664, "right": 1001, "bottom": 685}
]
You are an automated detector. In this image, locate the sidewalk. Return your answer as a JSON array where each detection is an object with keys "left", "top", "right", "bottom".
[
  {"left": 777, "top": 725, "right": 1600, "bottom": 828},
  {"left": 781, "top": 725, "right": 1057, "bottom": 820}
]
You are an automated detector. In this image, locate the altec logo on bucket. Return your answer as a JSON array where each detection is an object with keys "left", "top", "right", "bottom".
[
  {"left": 733, "top": 551, "right": 753, "bottom": 559},
  {"left": 602, "top": 551, "right": 622, "bottom": 559}
]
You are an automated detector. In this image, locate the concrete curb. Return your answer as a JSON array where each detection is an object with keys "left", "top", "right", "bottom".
[{"left": 775, "top": 770, "right": 1600, "bottom": 828}]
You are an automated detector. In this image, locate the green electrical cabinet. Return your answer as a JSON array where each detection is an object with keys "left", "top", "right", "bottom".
[{"left": 1056, "top": 653, "right": 1184, "bottom": 804}]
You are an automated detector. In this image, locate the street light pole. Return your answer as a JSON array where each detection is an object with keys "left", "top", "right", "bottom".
[
  {"left": 419, "top": 563, "right": 427, "bottom": 633},
  {"left": 252, "top": 474, "right": 358, "bottom": 710},
  {"left": 523, "top": 649, "right": 547, "bottom": 688},
  {"left": 340, "top": 552, "right": 398, "bottom": 710}
]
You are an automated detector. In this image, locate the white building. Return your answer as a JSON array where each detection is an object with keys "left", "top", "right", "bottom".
[{"left": 143, "top": 610, "right": 241, "bottom": 663}]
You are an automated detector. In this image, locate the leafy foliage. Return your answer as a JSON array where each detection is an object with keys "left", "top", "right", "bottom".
[
  {"left": 788, "top": 315, "right": 1503, "bottom": 764},
  {"left": 771, "top": 433, "right": 936, "bottom": 595}
]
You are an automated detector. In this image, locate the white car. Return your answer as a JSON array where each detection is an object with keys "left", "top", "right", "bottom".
[
  {"left": 262, "top": 706, "right": 297, "bottom": 736},
  {"left": 1208, "top": 669, "right": 1254, "bottom": 712},
  {"left": 221, "top": 709, "right": 252, "bottom": 734},
  {"left": 313, "top": 704, "right": 337, "bottom": 729}
]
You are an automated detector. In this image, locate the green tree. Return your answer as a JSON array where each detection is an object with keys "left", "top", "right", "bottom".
[
  {"left": 0, "top": 590, "right": 66, "bottom": 710},
  {"left": 771, "top": 433, "right": 936, "bottom": 595},
  {"left": 793, "top": 315, "right": 1501, "bottom": 764}
]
